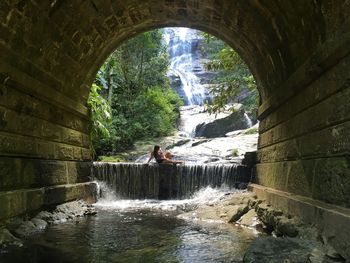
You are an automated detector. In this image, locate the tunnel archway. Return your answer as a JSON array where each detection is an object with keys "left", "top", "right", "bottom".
[{"left": 1, "top": 1, "right": 350, "bottom": 223}]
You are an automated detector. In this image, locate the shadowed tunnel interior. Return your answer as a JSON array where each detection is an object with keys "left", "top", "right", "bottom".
[{"left": 0, "top": 0, "right": 350, "bottom": 228}]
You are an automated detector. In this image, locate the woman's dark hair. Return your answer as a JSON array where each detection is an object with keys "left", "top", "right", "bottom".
[{"left": 153, "top": 145, "right": 160, "bottom": 156}]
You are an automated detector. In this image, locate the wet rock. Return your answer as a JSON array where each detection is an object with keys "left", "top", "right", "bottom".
[
  {"left": 227, "top": 205, "right": 249, "bottom": 222},
  {"left": 56, "top": 201, "right": 85, "bottom": 217},
  {"left": 0, "top": 228, "right": 23, "bottom": 248},
  {"left": 49, "top": 211, "right": 68, "bottom": 224},
  {"left": 191, "top": 139, "right": 209, "bottom": 147},
  {"left": 325, "top": 245, "right": 346, "bottom": 262},
  {"left": 195, "top": 106, "right": 249, "bottom": 138},
  {"left": 275, "top": 216, "right": 299, "bottom": 237},
  {"left": 225, "top": 130, "right": 245, "bottom": 137},
  {"left": 204, "top": 157, "right": 220, "bottom": 163},
  {"left": 14, "top": 221, "right": 37, "bottom": 238},
  {"left": 31, "top": 218, "right": 48, "bottom": 230},
  {"left": 6, "top": 217, "right": 25, "bottom": 233},
  {"left": 85, "top": 204, "right": 97, "bottom": 216},
  {"left": 243, "top": 236, "right": 329, "bottom": 263},
  {"left": 178, "top": 131, "right": 189, "bottom": 138},
  {"left": 53, "top": 200, "right": 96, "bottom": 219},
  {"left": 255, "top": 203, "right": 283, "bottom": 230},
  {"left": 35, "top": 211, "right": 54, "bottom": 221},
  {"left": 238, "top": 209, "right": 258, "bottom": 227},
  {"left": 254, "top": 202, "right": 300, "bottom": 237},
  {"left": 166, "top": 139, "right": 191, "bottom": 149},
  {"left": 235, "top": 182, "right": 249, "bottom": 189},
  {"left": 227, "top": 194, "right": 255, "bottom": 206}
]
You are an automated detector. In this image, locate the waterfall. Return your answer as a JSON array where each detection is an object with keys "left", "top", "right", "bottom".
[
  {"left": 93, "top": 162, "right": 250, "bottom": 200},
  {"left": 164, "top": 28, "right": 210, "bottom": 106},
  {"left": 244, "top": 112, "right": 253, "bottom": 128}
]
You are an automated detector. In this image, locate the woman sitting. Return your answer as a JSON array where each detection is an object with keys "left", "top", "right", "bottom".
[{"left": 146, "top": 145, "right": 183, "bottom": 164}]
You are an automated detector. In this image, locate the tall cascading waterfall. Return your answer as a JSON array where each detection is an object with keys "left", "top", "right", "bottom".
[
  {"left": 164, "top": 28, "right": 210, "bottom": 106},
  {"left": 164, "top": 28, "right": 254, "bottom": 136},
  {"left": 93, "top": 163, "right": 250, "bottom": 200},
  {"left": 93, "top": 29, "right": 254, "bottom": 201}
]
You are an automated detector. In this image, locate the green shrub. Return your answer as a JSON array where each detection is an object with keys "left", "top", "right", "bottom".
[
  {"left": 244, "top": 127, "right": 258, "bottom": 135},
  {"left": 231, "top": 148, "right": 239, "bottom": 157}
]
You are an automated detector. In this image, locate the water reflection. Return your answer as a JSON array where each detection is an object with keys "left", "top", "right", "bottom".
[{"left": 1, "top": 187, "right": 258, "bottom": 263}]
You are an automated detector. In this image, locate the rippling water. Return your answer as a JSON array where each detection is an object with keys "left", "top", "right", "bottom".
[{"left": 1, "top": 187, "right": 258, "bottom": 263}]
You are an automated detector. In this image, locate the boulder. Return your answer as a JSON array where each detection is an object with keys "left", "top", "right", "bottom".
[
  {"left": 35, "top": 211, "right": 54, "bottom": 221},
  {"left": 275, "top": 216, "right": 299, "bottom": 237},
  {"left": 255, "top": 203, "right": 283, "bottom": 230},
  {"left": 48, "top": 212, "right": 69, "bottom": 224},
  {"left": 0, "top": 228, "right": 23, "bottom": 247},
  {"left": 243, "top": 236, "right": 330, "bottom": 263},
  {"left": 225, "top": 129, "right": 245, "bottom": 137},
  {"left": 31, "top": 218, "right": 48, "bottom": 230},
  {"left": 178, "top": 131, "right": 189, "bottom": 138},
  {"left": 191, "top": 139, "right": 210, "bottom": 147},
  {"left": 204, "top": 157, "right": 221, "bottom": 163},
  {"left": 226, "top": 194, "right": 255, "bottom": 206},
  {"left": 14, "top": 221, "right": 37, "bottom": 238},
  {"left": 166, "top": 139, "right": 191, "bottom": 149},
  {"left": 227, "top": 205, "right": 250, "bottom": 223},
  {"left": 195, "top": 106, "right": 250, "bottom": 138},
  {"left": 239, "top": 209, "right": 258, "bottom": 227}
]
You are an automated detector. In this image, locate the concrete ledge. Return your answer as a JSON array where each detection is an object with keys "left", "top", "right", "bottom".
[
  {"left": 0, "top": 182, "right": 97, "bottom": 222},
  {"left": 248, "top": 183, "right": 350, "bottom": 259}
]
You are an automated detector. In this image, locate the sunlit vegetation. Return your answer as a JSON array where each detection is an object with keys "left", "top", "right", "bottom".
[
  {"left": 88, "top": 29, "right": 258, "bottom": 159},
  {"left": 200, "top": 33, "right": 259, "bottom": 116},
  {"left": 88, "top": 29, "right": 182, "bottom": 157}
]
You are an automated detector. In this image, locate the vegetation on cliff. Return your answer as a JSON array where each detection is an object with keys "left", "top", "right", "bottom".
[
  {"left": 88, "top": 29, "right": 182, "bottom": 157},
  {"left": 88, "top": 29, "right": 258, "bottom": 158},
  {"left": 200, "top": 33, "right": 259, "bottom": 116}
]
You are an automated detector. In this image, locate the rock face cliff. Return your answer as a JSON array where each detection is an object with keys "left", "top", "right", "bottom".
[
  {"left": 165, "top": 28, "right": 213, "bottom": 106},
  {"left": 165, "top": 28, "right": 255, "bottom": 139},
  {"left": 195, "top": 106, "right": 251, "bottom": 138}
]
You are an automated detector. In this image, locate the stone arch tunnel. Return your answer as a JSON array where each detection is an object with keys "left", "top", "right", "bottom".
[{"left": 1, "top": 0, "right": 350, "bottom": 249}]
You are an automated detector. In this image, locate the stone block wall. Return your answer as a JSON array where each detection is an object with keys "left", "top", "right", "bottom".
[
  {"left": 0, "top": 42, "right": 96, "bottom": 221},
  {"left": 0, "top": 0, "right": 350, "bottom": 220},
  {"left": 256, "top": 23, "right": 350, "bottom": 208}
]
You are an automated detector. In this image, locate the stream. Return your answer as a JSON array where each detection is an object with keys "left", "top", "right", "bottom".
[{"left": 0, "top": 187, "right": 259, "bottom": 263}]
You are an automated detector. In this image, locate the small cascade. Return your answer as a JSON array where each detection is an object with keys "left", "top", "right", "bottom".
[
  {"left": 93, "top": 163, "right": 160, "bottom": 199},
  {"left": 93, "top": 162, "right": 250, "bottom": 200}
]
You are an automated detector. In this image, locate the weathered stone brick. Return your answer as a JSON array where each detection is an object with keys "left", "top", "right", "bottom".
[
  {"left": 67, "top": 161, "right": 91, "bottom": 184},
  {"left": 313, "top": 157, "right": 350, "bottom": 207},
  {"left": 38, "top": 161, "right": 68, "bottom": 186},
  {"left": 0, "top": 188, "right": 44, "bottom": 220},
  {"left": 0, "top": 0, "right": 349, "bottom": 221},
  {"left": 55, "top": 145, "right": 74, "bottom": 160}
]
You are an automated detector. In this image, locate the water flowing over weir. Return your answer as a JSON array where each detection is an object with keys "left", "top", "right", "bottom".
[{"left": 92, "top": 162, "right": 250, "bottom": 200}]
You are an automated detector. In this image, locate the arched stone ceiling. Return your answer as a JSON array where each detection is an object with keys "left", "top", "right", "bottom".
[{"left": 2, "top": 0, "right": 348, "bottom": 105}]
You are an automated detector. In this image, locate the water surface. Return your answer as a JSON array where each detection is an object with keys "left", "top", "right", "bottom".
[{"left": 1, "top": 188, "right": 258, "bottom": 263}]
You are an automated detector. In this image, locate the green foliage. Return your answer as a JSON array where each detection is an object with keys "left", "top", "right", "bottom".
[
  {"left": 243, "top": 127, "right": 259, "bottom": 135},
  {"left": 200, "top": 34, "right": 259, "bottom": 115},
  {"left": 87, "top": 84, "right": 112, "bottom": 156},
  {"left": 89, "top": 29, "right": 183, "bottom": 157},
  {"left": 98, "top": 155, "right": 127, "bottom": 162},
  {"left": 231, "top": 148, "right": 239, "bottom": 157}
]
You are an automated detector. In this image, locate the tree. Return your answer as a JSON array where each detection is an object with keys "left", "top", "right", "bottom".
[
  {"left": 200, "top": 33, "right": 259, "bottom": 115},
  {"left": 88, "top": 29, "right": 183, "bottom": 157},
  {"left": 87, "top": 84, "right": 112, "bottom": 157}
]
